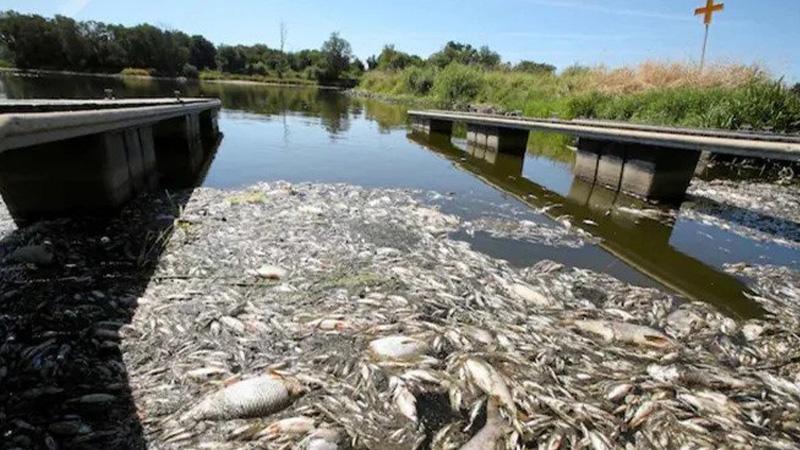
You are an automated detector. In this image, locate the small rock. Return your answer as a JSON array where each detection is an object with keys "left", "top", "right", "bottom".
[
  {"left": 10, "top": 245, "right": 54, "bottom": 266},
  {"left": 257, "top": 265, "right": 288, "bottom": 280}
]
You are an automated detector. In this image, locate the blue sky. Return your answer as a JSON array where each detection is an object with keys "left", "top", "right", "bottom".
[{"left": 5, "top": 0, "right": 800, "bottom": 80}]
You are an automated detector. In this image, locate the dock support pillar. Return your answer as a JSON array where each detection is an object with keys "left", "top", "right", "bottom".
[
  {"left": 0, "top": 130, "right": 145, "bottom": 220},
  {"left": 153, "top": 113, "right": 204, "bottom": 187},
  {"left": 411, "top": 117, "right": 453, "bottom": 136},
  {"left": 575, "top": 138, "right": 700, "bottom": 201},
  {"left": 466, "top": 124, "right": 529, "bottom": 156},
  {"left": 199, "top": 108, "right": 220, "bottom": 140}
]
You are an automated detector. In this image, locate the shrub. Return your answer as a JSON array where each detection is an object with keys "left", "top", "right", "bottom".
[
  {"left": 181, "top": 63, "right": 199, "bottom": 79},
  {"left": 199, "top": 69, "right": 224, "bottom": 80},
  {"left": 0, "top": 59, "right": 11, "bottom": 68},
  {"left": 120, "top": 68, "right": 154, "bottom": 77},
  {"left": 432, "top": 63, "right": 483, "bottom": 105},
  {"left": 402, "top": 66, "right": 435, "bottom": 95}
]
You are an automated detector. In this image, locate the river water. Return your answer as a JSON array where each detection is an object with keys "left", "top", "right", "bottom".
[{"left": 1, "top": 71, "right": 797, "bottom": 319}]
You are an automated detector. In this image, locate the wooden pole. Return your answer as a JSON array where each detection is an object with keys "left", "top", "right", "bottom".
[{"left": 700, "top": 23, "right": 709, "bottom": 71}]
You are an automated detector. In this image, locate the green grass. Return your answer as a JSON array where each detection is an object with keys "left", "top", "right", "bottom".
[
  {"left": 120, "top": 68, "right": 154, "bottom": 77},
  {"left": 199, "top": 69, "right": 316, "bottom": 86},
  {"left": 358, "top": 62, "right": 800, "bottom": 133}
]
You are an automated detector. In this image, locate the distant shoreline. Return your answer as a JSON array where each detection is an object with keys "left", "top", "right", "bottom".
[{"left": 0, "top": 67, "right": 346, "bottom": 90}]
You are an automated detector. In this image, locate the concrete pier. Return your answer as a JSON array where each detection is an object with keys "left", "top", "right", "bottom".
[
  {"left": 0, "top": 98, "right": 221, "bottom": 221},
  {"left": 409, "top": 109, "right": 800, "bottom": 201},
  {"left": 466, "top": 124, "right": 528, "bottom": 156},
  {"left": 574, "top": 139, "right": 701, "bottom": 200},
  {"left": 410, "top": 116, "right": 452, "bottom": 135}
]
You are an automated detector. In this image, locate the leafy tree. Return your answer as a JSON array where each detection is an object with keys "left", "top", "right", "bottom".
[
  {"left": 514, "top": 60, "right": 556, "bottom": 74},
  {"left": 320, "top": 32, "right": 352, "bottom": 82},
  {"left": 476, "top": 46, "right": 501, "bottom": 67},
  {"left": 366, "top": 55, "right": 378, "bottom": 70},
  {"left": 189, "top": 35, "right": 216, "bottom": 70},
  {"left": 375, "top": 45, "right": 421, "bottom": 71}
]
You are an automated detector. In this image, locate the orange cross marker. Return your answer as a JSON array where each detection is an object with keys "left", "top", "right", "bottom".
[
  {"left": 695, "top": 0, "right": 724, "bottom": 25},
  {"left": 694, "top": 1, "right": 725, "bottom": 70}
]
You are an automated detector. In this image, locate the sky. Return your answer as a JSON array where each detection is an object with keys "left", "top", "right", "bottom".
[{"left": 4, "top": 0, "right": 799, "bottom": 80}]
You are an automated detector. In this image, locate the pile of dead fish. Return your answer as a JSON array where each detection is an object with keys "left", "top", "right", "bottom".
[
  {"left": 683, "top": 179, "right": 800, "bottom": 248},
  {"left": 461, "top": 217, "right": 594, "bottom": 249},
  {"left": 2, "top": 181, "right": 800, "bottom": 449}
]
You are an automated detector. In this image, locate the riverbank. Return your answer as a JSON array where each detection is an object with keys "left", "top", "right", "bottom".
[
  {"left": 0, "top": 67, "right": 350, "bottom": 91},
  {"left": 358, "top": 62, "right": 800, "bottom": 134},
  {"left": 1, "top": 181, "right": 799, "bottom": 449}
]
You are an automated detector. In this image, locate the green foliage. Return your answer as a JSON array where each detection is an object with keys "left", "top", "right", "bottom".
[
  {"left": 402, "top": 66, "right": 436, "bottom": 95},
  {"left": 514, "top": 60, "right": 556, "bottom": 74},
  {"left": 372, "top": 45, "right": 422, "bottom": 71},
  {"left": 428, "top": 41, "right": 501, "bottom": 69},
  {"left": 189, "top": 35, "right": 216, "bottom": 70},
  {"left": 319, "top": 32, "right": 353, "bottom": 83},
  {"left": 182, "top": 63, "right": 199, "bottom": 79},
  {"left": 120, "top": 67, "right": 153, "bottom": 77},
  {"left": 360, "top": 61, "right": 800, "bottom": 133},
  {"left": 563, "top": 80, "right": 800, "bottom": 133},
  {"left": 0, "top": 10, "right": 356, "bottom": 84},
  {"left": 432, "top": 63, "right": 484, "bottom": 105}
]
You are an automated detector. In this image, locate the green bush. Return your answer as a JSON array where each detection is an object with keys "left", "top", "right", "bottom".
[
  {"left": 432, "top": 63, "right": 483, "bottom": 105},
  {"left": 402, "top": 66, "right": 435, "bottom": 95},
  {"left": 182, "top": 63, "right": 199, "bottom": 79},
  {"left": 120, "top": 68, "right": 153, "bottom": 77},
  {"left": 0, "top": 59, "right": 11, "bottom": 68}
]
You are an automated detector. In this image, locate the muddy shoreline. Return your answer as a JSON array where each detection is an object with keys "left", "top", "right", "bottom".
[{"left": 1, "top": 182, "right": 800, "bottom": 449}]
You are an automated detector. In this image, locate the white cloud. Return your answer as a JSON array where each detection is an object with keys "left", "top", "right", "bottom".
[{"left": 60, "top": 0, "right": 92, "bottom": 17}]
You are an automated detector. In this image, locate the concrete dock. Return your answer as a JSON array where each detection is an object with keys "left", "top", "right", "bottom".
[
  {"left": 0, "top": 98, "right": 221, "bottom": 221},
  {"left": 409, "top": 110, "right": 800, "bottom": 201}
]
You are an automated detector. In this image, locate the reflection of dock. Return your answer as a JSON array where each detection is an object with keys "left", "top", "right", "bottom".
[{"left": 408, "top": 131, "right": 763, "bottom": 319}]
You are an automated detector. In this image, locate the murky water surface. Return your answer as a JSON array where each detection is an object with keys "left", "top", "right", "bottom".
[{"left": 1, "top": 72, "right": 797, "bottom": 318}]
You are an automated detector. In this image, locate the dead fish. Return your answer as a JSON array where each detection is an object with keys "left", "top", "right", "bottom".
[
  {"left": 67, "top": 393, "right": 116, "bottom": 404},
  {"left": 256, "top": 416, "right": 316, "bottom": 440},
  {"left": 607, "top": 383, "right": 633, "bottom": 402},
  {"left": 186, "top": 367, "right": 229, "bottom": 381},
  {"left": 390, "top": 377, "right": 418, "bottom": 422},
  {"left": 510, "top": 283, "right": 552, "bottom": 308},
  {"left": 10, "top": 244, "right": 54, "bottom": 265},
  {"left": 187, "top": 375, "right": 305, "bottom": 421},
  {"left": 460, "top": 399, "right": 506, "bottom": 450},
  {"left": 573, "top": 320, "right": 674, "bottom": 349},
  {"left": 464, "top": 359, "right": 516, "bottom": 414},
  {"left": 369, "top": 336, "right": 427, "bottom": 361},
  {"left": 305, "top": 428, "right": 343, "bottom": 450},
  {"left": 256, "top": 265, "right": 288, "bottom": 280}
]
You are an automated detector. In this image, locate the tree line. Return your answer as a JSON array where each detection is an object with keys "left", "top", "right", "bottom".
[
  {"left": 366, "top": 41, "right": 556, "bottom": 75},
  {"left": 0, "top": 11, "right": 361, "bottom": 83},
  {"left": 0, "top": 10, "right": 557, "bottom": 84}
]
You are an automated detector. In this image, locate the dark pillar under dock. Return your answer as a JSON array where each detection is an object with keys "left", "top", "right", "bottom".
[
  {"left": 574, "top": 138, "right": 700, "bottom": 201},
  {"left": 0, "top": 131, "right": 136, "bottom": 219},
  {"left": 410, "top": 117, "right": 453, "bottom": 136},
  {"left": 466, "top": 124, "right": 529, "bottom": 156},
  {"left": 153, "top": 113, "right": 204, "bottom": 187}
]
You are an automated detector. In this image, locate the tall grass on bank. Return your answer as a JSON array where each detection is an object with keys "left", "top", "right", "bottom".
[{"left": 358, "top": 62, "right": 800, "bottom": 133}]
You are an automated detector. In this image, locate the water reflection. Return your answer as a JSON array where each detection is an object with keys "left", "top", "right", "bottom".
[{"left": 408, "top": 131, "right": 764, "bottom": 319}]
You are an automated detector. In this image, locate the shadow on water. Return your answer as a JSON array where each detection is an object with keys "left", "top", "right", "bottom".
[
  {"left": 408, "top": 131, "right": 765, "bottom": 320},
  {"left": 0, "top": 134, "right": 221, "bottom": 449}
]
